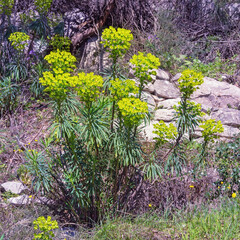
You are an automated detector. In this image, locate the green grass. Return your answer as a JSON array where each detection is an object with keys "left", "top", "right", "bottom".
[{"left": 94, "top": 198, "right": 240, "bottom": 240}]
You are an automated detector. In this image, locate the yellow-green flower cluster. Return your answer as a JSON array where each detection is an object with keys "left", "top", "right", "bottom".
[
  {"left": 178, "top": 69, "right": 204, "bottom": 98},
  {"left": 153, "top": 120, "right": 177, "bottom": 145},
  {"left": 33, "top": 216, "right": 58, "bottom": 240},
  {"left": 101, "top": 26, "right": 133, "bottom": 59},
  {"left": 39, "top": 72, "right": 73, "bottom": 99},
  {"left": 109, "top": 78, "right": 138, "bottom": 100},
  {"left": 0, "top": 0, "right": 14, "bottom": 15},
  {"left": 200, "top": 119, "right": 224, "bottom": 142},
  {"left": 130, "top": 52, "right": 160, "bottom": 85},
  {"left": 8, "top": 32, "right": 30, "bottom": 51},
  {"left": 34, "top": 0, "right": 52, "bottom": 14},
  {"left": 174, "top": 100, "right": 205, "bottom": 118},
  {"left": 117, "top": 97, "right": 148, "bottom": 126},
  {"left": 44, "top": 50, "right": 76, "bottom": 73},
  {"left": 75, "top": 72, "right": 103, "bottom": 103},
  {"left": 50, "top": 34, "right": 71, "bottom": 52}
]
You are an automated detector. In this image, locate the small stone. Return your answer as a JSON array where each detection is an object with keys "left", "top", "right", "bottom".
[
  {"left": 171, "top": 73, "right": 181, "bottom": 82},
  {"left": 7, "top": 195, "right": 30, "bottom": 205},
  {"left": 1, "top": 181, "right": 27, "bottom": 194},
  {"left": 156, "top": 69, "right": 170, "bottom": 80},
  {"left": 144, "top": 83, "right": 155, "bottom": 94},
  {"left": 157, "top": 98, "right": 180, "bottom": 109}
]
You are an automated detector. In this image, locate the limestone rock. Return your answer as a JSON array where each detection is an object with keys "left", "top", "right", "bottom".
[
  {"left": 171, "top": 73, "right": 181, "bottom": 82},
  {"left": 192, "top": 77, "right": 240, "bottom": 109},
  {"left": 142, "top": 92, "right": 156, "bottom": 107},
  {"left": 156, "top": 69, "right": 170, "bottom": 80},
  {"left": 154, "top": 109, "right": 175, "bottom": 122},
  {"left": 211, "top": 109, "right": 240, "bottom": 128},
  {"left": 144, "top": 82, "right": 155, "bottom": 94},
  {"left": 1, "top": 181, "right": 27, "bottom": 195},
  {"left": 157, "top": 98, "right": 180, "bottom": 109},
  {"left": 7, "top": 195, "right": 30, "bottom": 205},
  {"left": 153, "top": 80, "right": 180, "bottom": 99}
]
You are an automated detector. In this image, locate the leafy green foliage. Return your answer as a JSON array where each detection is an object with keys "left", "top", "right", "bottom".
[
  {"left": 50, "top": 34, "right": 71, "bottom": 52},
  {"left": 0, "top": 76, "right": 19, "bottom": 117},
  {"left": 174, "top": 100, "right": 205, "bottom": 136},
  {"left": 180, "top": 53, "right": 238, "bottom": 79},
  {"left": 215, "top": 135, "right": 240, "bottom": 194},
  {"left": 0, "top": 0, "right": 14, "bottom": 15},
  {"left": 34, "top": 0, "right": 52, "bottom": 15}
]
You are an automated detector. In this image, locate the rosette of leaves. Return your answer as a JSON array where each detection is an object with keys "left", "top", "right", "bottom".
[
  {"left": 44, "top": 50, "right": 76, "bottom": 73},
  {"left": 0, "top": 0, "right": 14, "bottom": 16},
  {"left": 117, "top": 97, "right": 148, "bottom": 127},
  {"left": 173, "top": 100, "right": 205, "bottom": 136},
  {"left": 8, "top": 32, "right": 30, "bottom": 52},
  {"left": 130, "top": 52, "right": 160, "bottom": 98},
  {"left": 50, "top": 34, "right": 71, "bottom": 52},
  {"left": 101, "top": 26, "right": 133, "bottom": 61},
  {"left": 109, "top": 78, "right": 138, "bottom": 100}
]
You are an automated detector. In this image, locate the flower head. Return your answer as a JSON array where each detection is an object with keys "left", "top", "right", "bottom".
[
  {"left": 232, "top": 192, "right": 237, "bottom": 198},
  {"left": 101, "top": 26, "right": 133, "bottom": 59}
]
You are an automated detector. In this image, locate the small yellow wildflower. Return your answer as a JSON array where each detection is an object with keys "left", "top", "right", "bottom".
[
  {"left": 28, "top": 143, "right": 30, "bottom": 145},
  {"left": 189, "top": 185, "right": 194, "bottom": 188},
  {"left": 148, "top": 204, "right": 152, "bottom": 208},
  {"left": 35, "top": 139, "right": 38, "bottom": 142},
  {"left": 29, "top": 195, "right": 32, "bottom": 198},
  {"left": 227, "top": 186, "right": 231, "bottom": 189},
  {"left": 221, "top": 182, "right": 223, "bottom": 184},
  {"left": 232, "top": 192, "right": 237, "bottom": 198}
]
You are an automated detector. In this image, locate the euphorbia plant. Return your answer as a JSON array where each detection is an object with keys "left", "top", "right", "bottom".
[
  {"left": 199, "top": 119, "right": 224, "bottom": 162},
  {"left": 101, "top": 27, "right": 133, "bottom": 130},
  {"left": 130, "top": 52, "right": 160, "bottom": 99}
]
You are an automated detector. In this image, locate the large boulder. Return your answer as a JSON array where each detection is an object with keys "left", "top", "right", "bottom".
[
  {"left": 153, "top": 80, "right": 180, "bottom": 99},
  {"left": 211, "top": 109, "right": 240, "bottom": 128},
  {"left": 192, "top": 77, "right": 240, "bottom": 109}
]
